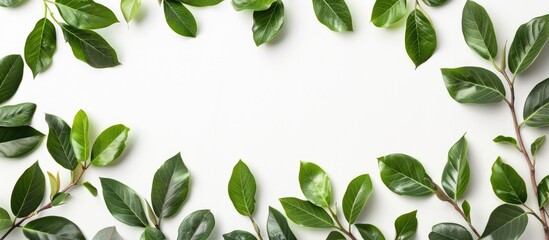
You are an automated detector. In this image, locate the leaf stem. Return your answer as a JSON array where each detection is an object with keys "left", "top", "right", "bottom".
[
  {"left": 328, "top": 207, "right": 357, "bottom": 240},
  {"left": 248, "top": 216, "right": 263, "bottom": 240},
  {"left": 524, "top": 204, "right": 546, "bottom": 225},
  {"left": 0, "top": 165, "right": 88, "bottom": 240},
  {"left": 433, "top": 183, "right": 481, "bottom": 238}
]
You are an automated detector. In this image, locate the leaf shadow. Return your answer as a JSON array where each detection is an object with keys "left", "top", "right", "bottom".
[{"left": 133, "top": 5, "right": 149, "bottom": 24}]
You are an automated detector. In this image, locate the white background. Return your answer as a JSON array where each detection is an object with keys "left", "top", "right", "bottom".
[{"left": 1, "top": 0, "right": 549, "bottom": 239}]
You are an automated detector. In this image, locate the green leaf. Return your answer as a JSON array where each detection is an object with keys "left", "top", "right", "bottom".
[
  {"left": 100, "top": 178, "right": 148, "bottom": 227},
  {"left": 461, "top": 0, "right": 498, "bottom": 60},
  {"left": 91, "top": 124, "right": 129, "bottom": 166},
  {"left": 228, "top": 160, "right": 256, "bottom": 216},
  {"left": 538, "top": 175, "right": 549, "bottom": 208},
  {"left": 0, "top": 208, "right": 11, "bottom": 232},
  {"left": 223, "top": 230, "right": 258, "bottom": 240},
  {"left": 355, "top": 224, "right": 385, "bottom": 240},
  {"left": 22, "top": 216, "right": 85, "bottom": 240},
  {"left": 51, "top": 192, "right": 70, "bottom": 206},
  {"left": 0, "top": 0, "right": 22, "bottom": 7},
  {"left": 428, "top": 223, "right": 473, "bottom": 240},
  {"left": 461, "top": 200, "right": 471, "bottom": 220},
  {"left": 509, "top": 15, "right": 549, "bottom": 75},
  {"left": 24, "top": 18, "right": 57, "bottom": 77},
  {"left": 0, "top": 126, "right": 44, "bottom": 158},
  {"left": 0, "top": 102, "right": 36, "bottom": 127},
  {"left": 0, "top": 55, "right": 24, "bottom": 105},
  {"left": 141, "top": 227, "right": 166, "bottom": 240},
  {"left": 405, "top": 9, "right": 437, "bottom": 68},
  {"left": 232, "top": 0, "right": 275, "bottom": 11},
  {"left": 279, "top": 197, "right": 334, "bottom": 228},
  {"left": 55, "top": 0, "right": 119, "bottom": 29},
  {"left": 267, "top": 207, "right": 297, "bottom": 240},
  {"left": 11, "top": 161, "right": 45, "bottom": 217},
  {"left": 442, "top": 135, "right": 470, "bottom": 200},
  {"left": 394, "top": 210, "right": 418, "bottom": 240},
  {"left": 177, "top": 209, "right": 215, "bottom": 240},
  {"left": 178, "top": 0, "right": 223, "bottom": 7},
  {"left": 47, "top": 172, "right": 60, "bottom": 200},
  {"left": 441, "top": 67, "right": 505, "bottom": 104},
  {"left": 312, "top": 0, "right": 353, "bottom": 32},
  {"left": 92, "top": 226, "right": 123, "bottom": 240},
  {"left": 490, "top": 157, "right": 527, "bottom": 204},
  {"left": 371, "top": 0, "right": 407, "bottom": 28},
  {"left": 493, "top": 135, "right": 520, "bottom": 150},
  {"left": 326, "top": 231, "right": 346, "bottom": 240},
  {"left": 532, "top": 135, "right": 546, "bottom": 159},
  {"left": 252, "top": 0, "right": 284, "bottom": 46},
  {"left": 71, "top": 110, "right": 89, "bottom": 162},
  {"left": 342, "top": 174, "right": 372, "bottom": 224},
  {"left": 481, "top": 204, "right": 528, "bottom": 240},
  {"left": 46, "top": 113, "right": 78, "bottom": 170},
  {"left": 83, "top": 181, "right": 98, "bottom": 196},
  {"left": 523, "top": 78, "right": 549, "bottom": 127},
  {"left": 299, "top": 161, "right": 332, "bottom": 207},
  {"left": 421, "top": 0, "right": 447, "bottom": 7},
  {"left": 378, "top": 154, "right": 435, "bottom": 196},
  {"left": 164, "top": 0, "right": 197, "bottom": 37},
  {"left": 121, "top": 0, "right": 141, "bottom": 22},
  {"left": 152, "top": 153, "right": 190, "bottom": 219},
  {"left": 60, "top": 24, "right": 120, "bottom": 68}
]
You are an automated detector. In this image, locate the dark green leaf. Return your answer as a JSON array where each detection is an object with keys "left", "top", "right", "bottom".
[
  {"left": 0, "top": 55, "right": 24, "bottom": 105},
  {"left": 461, "top": 0, "right": 498, "bottom": 60},
  {"left": 164, "top": 0, "right": 197, "bottom": 37},
  {"left": 253, "top": 0, "right": 284, "bottom": 46},
  {"left": 371, "top": 0, "right": 406, "bottom": 28},
  {"left": 441, "top": 67, "right": 505, "bottom": 104},
  {"left": 312, "top": 0, "right": 353, "bottom": 32},
  {"left": 51, "top": 192, "right": 70, "bottom": 206},
  {"left": 91, "top": 124, "right": 129, "bottom": 166},
  {"left": 461, "top": 200, "right": 471, "bottom": 220},
  {"left": 490, "top": 157, "right": 527, "bottom": 204},
  {"left": 179, "top": 0, "right": 223, "bottom": 7},
  {"left": 0, "top": 103, "right": 36, "bottom": 127},
  {"left": 152, "top": 153, "right": 190, "bottom": 219},
  {"left": 177, "top": 209, "right": 215, "bottom": 240},
  {"left": 509, "top": 15, "right": 549, "bottom": 75},
  {"left": 442, "top": 135, "right": 470, "bottom": 200},
  {"left": 11, "top": 161, "right": 45, "bottom": 217},
  {"left": 378, "top": 154, "right": 435, "bottom": 196},
  {"left": 100, "top": 178, "right": 148, "bottom": 227},
  {"left": 0, "top": 126, "right": 43, "bottom": 158},
  {"left": 0, "top": 0, "right": 22, "bottom": 7},
  {"left": 23, "top": 216, "right": 85, "bottom": 240},
  {"left": 428, "top": 223, "right": 472, "bottom": 240},
  {"left": 532, "top": 135, "right": 546, "bottom": 159},
  {"left": 493, "top": 135, "right": 520, "bottom": 150},
  {"left": 0, "top": 208, "right": 11, "bottom": 231},
  {"left": 523, "top": 78, "right": 549, "bottom": 127},
  {"left": 421, "top": 0, "right": 447, "bottom": 7},
  {"left": 55, "top": 0, "right": 119, "bottom": 29},
  {"left": 326, "top": 231, "right": 346, "bottom": 240},
  {"left": 60, "top": 24, "right": 120, "bottom": 68},
  {"left": 279, "top": 197, "right": 334, "bottom": 228},
  {"left": 342, "top": 174, "right": 372, "bottom": 224},
  {"left": 141, "top": 227, "right": 166, "bottom": 240},
  {"left": 223, "top": 230, "right": 258, "bottom": 240},
  {"left": 355, "top": 224, "right": 385, "bottom": 240},
  {"left": 24, "top": 18, "right": 57, "bottom": 77},
  {"left": 299, "top": 161, "right": 332, "bottom": 207},
  {"left": 267, "top": 207, "right": 297, "bottom": 240},
  {"left": 92, "top": 226, "right": 123, "bottom": 240},
  {"left": 232, "top": 0, "right": 275, "bottom": 11},
  {"left": 83, "top": 181, "right": 98, "bottom": 196},
  {"left": 228, "top": 160, "right": 256, "bottom": 216},
  {"left": 71, "top": 110, "right": 89, "bottom": 162},
  {"left": 394, "top": 210, "right": 417, "bottom": 240},
  {"left": 481, "top": 204, "right": 528, "bottom": 240},
  {"left": 405, "top": 9, "right": 437, "bottom": 68},
  {"left": 538, "top": 175, "right": 549, "bottom": 208},
  {"left": 121, "top": 0, "right": 141, "bottom": 22},
  {"left": 46, "top": 113, "right": 78, "bottom": 170}
]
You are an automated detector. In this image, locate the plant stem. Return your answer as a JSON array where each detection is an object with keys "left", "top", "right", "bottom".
[
  {"left": 248, "top": 216, "right": 263, "bottom": 240},
  {"left": 498, "top": 67, "right": 549, "bottom": 240},
  {"left": 433, "top": 183, "right": 481, "bottom": 238},
  {"left": 0, "top": 165, "right": 88, "bottom": 240},
  {"left": 328, "top": 208, "right": 357, "bottom": 240}
]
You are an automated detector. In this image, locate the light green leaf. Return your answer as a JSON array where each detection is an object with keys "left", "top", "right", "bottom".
[
  {"left": 177, "top": 209, "right": 215, "bottom": 240},
  {"left": 121, "top": 0, "right": 141, "bottom": 22},
  {"left": 0, "top": 126, "right": 44, "bottom": 158},
  {"left": 60, "top": 24, "right": 120, "bottom": 68},
  {"left": 83, "top": 181, "right": 98, "bottom": 196},
  {"left": 22, "top": 216, "right": 85, "bottom": 240},
  {"left": 405, "top": 9, "right": 437, "bottom": 68},
  {"left": 91, "top": 124, "right": 129, "bottom": 166},
  {"left": 371, "top": 0, "right": 406, "bottom": 28},
  {"left": 228, "top": 160, "right": 256, "bottom": 216},
  {"left": 378, "top": 154, "right": 435, "bottom": 196},
  {"left": 481, "top": 204, "right": 528, "bottom": 240},
  {"left": 509, "top": 14, "right": 549, "bottom": 75},
  {"left": 462, "top": 200, "right": 471, "bottom": 220},
  {"left": 223, "top": 230, "right": 258, "bottom": 240},
  {"left": 299, "top": 161, "right": 332, "bottom": 208},
  {"left": 92, "top": 226, "right": 123, "bottom": 240},
  {"left": 0, "top": 208, "right": 11, "bottom": 232},
  {"left": 51, "top": 192, "right": 70, "bottom": 206},
  {"left": 141, "top": 227, "right": 166, "bottom": 240},
  {"left": 342, "top": 174, "right": 373, "bottom": 224},
  {"left": 232, "top": 0, "right": 275, "bottom": 11},
  {"left": 312, "top": 0, "right": 353, "bottom": 32},
  {"left": 152, "top": 153, "right": 190, "bottom": 219},
  {"left": 493, "top": 135, "right": 520, "bottom": 150},
  {"left": 100, "top": 178, "right": 148, "bottom": 227},
  {"left": 24, "top": 18, "right": 57, "bottom": 77},
  {"left": 441, "top": 67, "right": 505, "bottom": 104},
  {"left": 55, "top": 0, "right": 119, "bottom": 29},
  {"left": 71, "top": 110, "right": 89, "bottom": 162},
  {"left": 461, "top": 0, "right": 498, "bottom": 60},
  {"left": 267, "top": 207, "right": 297, "bottom": 240},
  {"left": 537, "top": 175, "right": 549, "bottom": 208},
  {"left": 47, "top": 172, "right": 60, "bottom": 200},
  {"left": 11, "top": 162, "right": 45, "bottom": 217},
  {"left": 0, "top": 102, "right": 36, "bottom": 127},
  {"left": 164, "top": 0, "right": 197, "bottom": 37},
  {"left": 490, "top": 157, "right": 527, "bottom": 204},
  {"left": 45, "top": 113, "right": 78, "bottom": 170},
  {"left": 442, "top": 135, "right": 470, "bottom": 200},
  {"left": 523, "top": 78, "right": 549, "bottom": 127},
  {"left": 253, "top": 0, "right": 284, "bottom": 46},
  {"left": 428, "top": 223, "right": 473, "bottom": 240},
  {"left": 532, "top": 135, "right": 546, "bottom": 159},
  {"left": 394, "top": 210, "right": 418, "bottom": 240},
  {"left": 279, "top": 197, "right": 334, "bottom": 228},
  {"left": 355, "top": 224, "right": 385, "bottom": 240},
  {"left": 0, "top": 55, "right": 24, "bottom": 105}
]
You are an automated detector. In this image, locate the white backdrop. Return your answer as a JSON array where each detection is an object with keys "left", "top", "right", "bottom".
[{"left": 1, "top": 0, "right": 549, "bottom": 239}]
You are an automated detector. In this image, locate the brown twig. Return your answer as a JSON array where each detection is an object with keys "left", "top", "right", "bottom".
[{"left": 433, "top": 183, "right": 481, "bottom": 238}]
